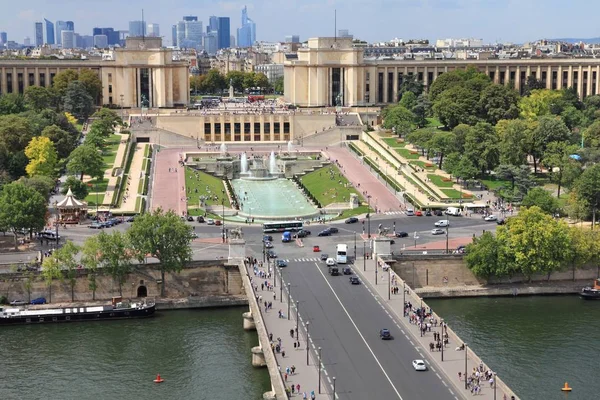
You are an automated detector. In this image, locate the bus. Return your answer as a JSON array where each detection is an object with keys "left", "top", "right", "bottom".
[
  {"left": 263, "top": 221, "right": 303, "bottom": 233},
  {"left": 336, "top": 244, "right": 348, "bottom": 264}
]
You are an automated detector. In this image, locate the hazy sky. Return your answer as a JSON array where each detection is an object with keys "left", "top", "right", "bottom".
[{"left": 0, "top": 0, "right": 598, "bottom": 45}]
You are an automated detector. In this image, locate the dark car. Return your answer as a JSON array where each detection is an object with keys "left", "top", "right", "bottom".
[
  {"left": 328, "top": 227, "right": 339, "bottom": 234},
  {"left": 345, "top": 217, "right": 359, "bottom": 224},
  {"left": 497, "top": 219, "right": 506, "bottom": 225},
  {"left": 187, "top": 216, "right": 194, "bottom": 222},
  {"left": 343, "top": 267, "right": 352, "bottom": 275},
  {"left": 263, "top": 235, "right": 273, "bottom": 242},
  {"left": 31, "top": 297, "right": 47, "bottom": 305},
  {"left": 434, "top": 210, "right": 444, "bottom": 216},
  {"left": 318, "top": 230, "right": 331, "bottom": 237},
  {"left": 197, "top": 216, "right": 205, "bottom": 223},
  {"left": 125, "top": 216, "right": 136, "bottom": 222},
  {"left": 425, "top": 210, "right": 432, "bottom": 216},
  {"left": 276, "top": 260, "right": 288, "bottom": 267},
  {"left": 320, "top": 253, "right": 329, "bottom": 261},
  {"left": 380, "top": 329, "right": 393, "bottom": 340},
  {"left": 349, "top": 276, "right": 360, "bottom": 285},
  {"left": 267, "top": 250, "right": 277, "bottom": 258},
  {"left": 395, "top": 231, "right": 409, "bottom": 238},
  {"left": 296, "top": 230, "right": 310, "bottom": 238},
  {"left": 329, "top": 267, "right": 340, "bottom": 276}
]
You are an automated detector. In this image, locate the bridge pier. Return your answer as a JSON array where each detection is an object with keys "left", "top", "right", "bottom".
[
  {"left": 251, "top": 346, "right": 267, "bottom": 367},
  {"left": 242, "top": 311, "right": 256, "bottom": 330}
]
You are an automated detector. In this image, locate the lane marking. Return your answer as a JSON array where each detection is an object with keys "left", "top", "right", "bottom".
[{"left": 313, "top": 262, "right": 404, "bottom": 400}]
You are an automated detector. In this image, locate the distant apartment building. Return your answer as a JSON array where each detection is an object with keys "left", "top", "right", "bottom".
[
  {"left": 255, "top": 64, "right": 284, "bottom": 83},
  {"left": 436, "top": 38, "right": 484, "bottom": 48},
  {"left": 338, "top": 29, "right": 353, "bottom": 39}
]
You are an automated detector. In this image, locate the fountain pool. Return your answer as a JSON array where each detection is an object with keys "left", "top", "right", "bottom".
[{"left": 232, "top": 179, "right": 319, "bottom": 219}]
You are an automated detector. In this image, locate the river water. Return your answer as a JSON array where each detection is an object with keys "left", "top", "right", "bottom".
[
  {"left": 427, "top": 295, "right": 600, "bottom": 400},
  {"left": 0, "top": 308, "right": 271, "bottom": 400}
]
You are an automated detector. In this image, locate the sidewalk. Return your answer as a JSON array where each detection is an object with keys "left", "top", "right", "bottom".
[
  {"left": 244, "top": 259, "right": 332, "bottom": 400},
  {"left": 352, "top": 253, "right": 519, "bottom": 400}
]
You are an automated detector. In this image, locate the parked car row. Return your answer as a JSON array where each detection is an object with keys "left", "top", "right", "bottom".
[{"left": 88, "top": 217, "right": 129, "bottom": 229}]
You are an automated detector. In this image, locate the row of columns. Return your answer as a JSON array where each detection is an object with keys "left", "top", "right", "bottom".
[
  {"left": 0, "top": 66, "right": 100, "bottom": 95},
  {"left": 202, "top": 119, "right": 292, "bottom": 142}
]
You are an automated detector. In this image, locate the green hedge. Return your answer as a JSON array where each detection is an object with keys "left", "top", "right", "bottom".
[
  {"left": 348, "top": 142, "right": 364, "bottom": 156},
  {"left": 363, "top": 156, "right": 404, "bottom": 193},
  {"left": 143, "top": 177, "right": 149, "bottom": 195},
  {"left": 112, "top": 176, "right": 122, "bottom": 207}
]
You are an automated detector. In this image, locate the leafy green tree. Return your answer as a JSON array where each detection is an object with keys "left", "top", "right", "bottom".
[
  {"left": 451, "top": 124, "right": 470, "bottom": 154},
  {"left": 583, "top": 120, "right": 600, "bottom": 149},
  {"left": 190, "top": 75, "right": 205, "bottom": 95},
  {"left": 0, "top": 182, "right": 47, "bottom": 249},
  {"left": 0, "top": 114, "right": 34, "bottom": 153},
  {"left": 24, "top": 136, "right": 58, "bottom": 177},
  {"left": 66, "top": 144, "right": 105, "bottom": 180},
  {"left": 522, "top": 75, "right": 545, "bottom": 96},
  {"left": 53, "top": 240, "right": 80, "bottom": 301},
  {"left": 52, "top": 69, "right": 79, "bottom": 98},
  {"left": 496, "top": 119, "right": 529, "bottom": 166},
  {"left": 254, "top": 73, "right": 270, "bottom": 93},
  {"left": 523, "top": 115, "right": 569, "bottom": 174},
  {"left": 18, "top": 175, "right": 56, "bottom": 200},
  {"left": 478, "top": 84, "right": 520, "bottom": 125},
  {"left": 397, "top": 74, "right": 424, "bottom": 99},
  {"left": 0, "top": 93, "right": 26, "bottom": 115},
  {"left": 583, "top": 95, "right": 600, "bottom": 121},
  {"left": 61, "top": 176, "right": 90, "bottom": 199},
  {"left": 442, "top": 152, "right": 461, "bottom": 176},
  {"left": 567, "top": 227, "right": 594, "bottom": 278},
  {"left": 243, "top": 72, "right": 257, "bottom": 90},
  {"left": 225, "top": 71, "right": 246, "bottom": 92},
  {"left": 382, "top": 104, "right": 414, "bottom": 136},
  {"left": 433, "top": 85, "right": 480, "bottom": 129},
  {"left": 78, "top": 69, "right": 103, "bottom": 103},
  {"left": 560, "top": 105, "right": 586, "bottom": 131},
  {"left": 464, "top": 122, "right": 499, "bottom": 175},
  {"left": 6, "top": 151, "right": 28, "bottom": 179},
  {"left": 41, "top": 253, "right": 62, "bottom": 303},
  {"left": 452, "top": 157, "right": 479, "bottom": 182},
  {"left": 273, "top": 76, "right": 284, "bottom": 94},
  {"left": 203, "top": 69, "right": 227, "bottom": 93},
  {"left": 406, "top": 129, "right": 433, "bottom": 156},
  {"left": 413, "top": 93, "right": 431, "bottom": 128},
  {"left": 428, "top": 70, "right": 466, "bottom": 102},
  {"left": 465, "top": 231, "right": 510, "bottom": 278},
  {"left": 97, "top": 231, "right": 133, "bottom": 296},
  {"left": 573, "top": 164, "right": 600, "bottom": 227},
  {"left": 542, "top": 141, "right": 581, "bottom": 198},
  {"left": 429, "top": 131, "right": 456, "bottom": 169},
  {"left": 41, "top": 124, "right": 78, "bottom": 159},
  {"left": 521, "top": 187, "right": 559, "bottom": 215},
  {"left": 127, "top": 208, "right": 194, "bottom": 296},
  {"left": 24, "top": 86, "right": 56, "bottom": 111},
  {"left": 399, "top": 91, "right": 417, "bottom": 111},
  {"left": 519, "top": 89, "right": 562, "bottom": 120},
  {"left": 63, "top": 81, "right": 94, "bottom": 119},
  {"left": 81, "top": 235, "right": 102, "bottom": 300}
]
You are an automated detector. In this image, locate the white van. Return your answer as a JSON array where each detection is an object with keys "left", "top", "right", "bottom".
[
  {"left": 445, "top": 207, "right": 462, "bottom": 216},
  {"left": 434, "top": 220, "right": 450, "bottom": 227},
  {"left": 406, "top": 208, "right": 415, "bottom": 216}
]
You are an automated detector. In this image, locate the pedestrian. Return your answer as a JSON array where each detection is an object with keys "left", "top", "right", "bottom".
[
  {"left": 290, "top": 328, "right": 294, "bottom": 338},
  {"left": 296, "top": 384, "right": 300, "bottom": 393},
  {"left": 282, "top": 350, "right": 286, "bottom": 357},
  {"left": 291, "top": 385, "right": 295, "bottom": 394},
  {"left": 458, "top": 372, "right": 462, "bottom": 381},
  {"left": 284, "top": 373, "right": 288, "bottom": 381}
]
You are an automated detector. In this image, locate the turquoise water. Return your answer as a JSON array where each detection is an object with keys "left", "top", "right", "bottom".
[{"left": 232, "top": 178, "right": 318, "bottom": 218}]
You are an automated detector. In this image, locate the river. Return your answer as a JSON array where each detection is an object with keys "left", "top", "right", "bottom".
[
  {"left": 427, "top": 295, "right": 600, "bottom": 400},
  {"left": 0, "top": 308, "right": 271, "bottom": 400}
]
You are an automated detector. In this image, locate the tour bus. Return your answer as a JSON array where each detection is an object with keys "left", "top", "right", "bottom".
[
  {"left": 263, "top": 221, "right": 304, "bottom": 233},
  {"left": 336, "top": 244, "right": 348, "bottom": 264}
]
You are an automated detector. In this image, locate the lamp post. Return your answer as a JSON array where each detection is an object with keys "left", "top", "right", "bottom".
[
  {"left": 465, "top": 343, "right": 468, "bottom": 390},
  {"left": 363, "top": 241, "right": 366, "bottom": 272},
  {"left": 306, "top": 321, "right": 310, "bottom": 365},
  {"left": 493, "top": 372, "right": 497, "bottom": 400},
  {"left": 295, "top": 301, "right": 299, "bottom": 338},
  {"left": 333, "top": 377, "right": 336, "bottom": 398},
  {"left": 414, "top": 231, "right": 419, "bottom": 249},
  {"left": 279, "top": 267, "right": 283, "bottom": 302},
  {"left": 440, "top": 318, "right": 444, "bottom": 362},
  {"left": 287, "top": 283, "right": 291, "bottom": 320},
  {"left": 318, "top": 347, "right": 322, "bottom": 393},
  {"left": 388, "top": 267, "right": 391, "bottom": 300},
  {"left": 354, "top": 232, "right": 357, "bottom": 260},
  {"left": 445, "top": 222, "right": 449, "bottom": 254},
  {"left": 367, "top": 195, "right": 372, "bottom": 238},
  {"left": 53, "top": 201, "right": 60, "bottom": 247},
  {"left": 221, "top": 190, "right": 226, "bottom": 243},
  {"left": 375, "top": 263, "right": 378, "bottom": 284}
]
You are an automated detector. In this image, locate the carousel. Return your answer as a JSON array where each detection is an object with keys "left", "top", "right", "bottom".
[{"left": 55, "top": 187, "right": 88, "bottom": 224}]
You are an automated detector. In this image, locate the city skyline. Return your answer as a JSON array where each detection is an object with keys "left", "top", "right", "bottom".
[{"left": 0, "top": 0, "right": 599, "bottom": 46}]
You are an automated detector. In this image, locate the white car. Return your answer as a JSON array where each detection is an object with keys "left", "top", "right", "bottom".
[
  {"left": 434, "top": 220, "right": 450, "bottom": 227},
  {"left": 206, "top": 219, "right": 215, "bottom": 225},
  {"left": 412, "top": 359, "right": 427, "bottom": 371},
  {"left": 431, "top": 228, "right": 445, "bottom": 235},
  {"left": 326, "top": 258, "right": 337, "bottom": 266},
  {"left": 484, "top": 215, "right": 498, "bottom": 221},
  {"left": 405, "top": 209, "right": 415, "bottom": 216}
]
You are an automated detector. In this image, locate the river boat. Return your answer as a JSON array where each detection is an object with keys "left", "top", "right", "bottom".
[
  {"left": 0, "top": 297, "right": 156, "bottom": 325},
  {"left": 580, "top": 279, "right": 600, "bottom": 300}
]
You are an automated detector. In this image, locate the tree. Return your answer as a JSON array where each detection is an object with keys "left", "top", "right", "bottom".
[
  {"left": 583, "top": 120, "right": 600, "bottom": 149},
  {"left": 190, "top": 75, "right": 206, "bottom": 95},
  {"left": 478, "top": 84, "right": 519, "bottom": 125},
  {"left": 0, "top": 114, "right": 34, "bottom": 153},
  {"left": 63, "top": 81, "right": 94, "bottom": 119},
  {"left": 61, "top": 176, "right": 90, "bottom": 199},
  {"left": 429, "top": 131, "right": 456, "bottom": 169},
  {"left": 273, "top": 76, "right": 284, "bottom": 94},
  {"left": 97, "top": 231, "right": 133, "bottom": 296},
  {"left": 413, "top": 93, "right": 431, "bottom": 128},
  {"left": 397, "top": 74, "right": 424, "bottom": 99},
  {"left": 67, "top": 144, "right": 105, "bottom": 180},
  {"left": 521, "top": 187, "right": 559, "bottom": 215},
  {"left": 560, "top": 105, "right": 585, "bottom": 131},
  {"left": 433, "top": 85, "right": 480, "bottom": 129},
  {"left": 24, "top": 86, "right": 55, "bottom": 111},
  {"left": 465, "top": 231, "right": 510, "bottom": 278},
  {"left": 428, "top": 70, "right": 466, "bottom": 102},
  {"left": 53, "top": 240, "right": 80, "bottom": 301},
  {"left": 81, "top": 236, "right": 102, "bottom": 300},
  {"left": 496, "top": 119, "right": 529, "bottom": 166},
  {"left": 224, "top": 71, "right": 246, "bottom": 93},
  {"left": 519, "top": 89, "right": 562, "bottom": 120},
  {"left": 542, "top": 141, "right": 581, "bottom": 198},
  {"left": 573, "top": 164, "right": 600, "bottom": 227},
  {"left": 203, "top": 69, "right": 226, "bottom": 94},
  {"left": 52, "top": 69, "right": 79, "bottom": 98},
  {"left": 382, "top": 104, "right": 414, "bottom": 136},
  {"left": 127, "top": 208, "right": 194, "bottom": 297},
  {"left": 78, "top": 69, "right": 103, "bottom": 103},
  {"left": 18, "top": 175, "right": 56, "bottom": 200},
  {"left": 399, "top": 91, "right": 417, "bottom": 111},
  {"left": 522, "top": 75, "right": 545, "bottom": 96},
  {"left": 0, "top": 93, "right": 26, "bottom": 115},
  {"left": 523, "top": 115, "right": 569, "bottom": 174},
  {"left": 41, "top": 124, "right": 78, "bottom": 159},
  {"left": 243, "top": 72, "right": 257, "bottom": 91},
  {"left": 0, "top": 182, "right": 47, "bottom": 249},
  {"left": 93, "top": 108, "right": 122, "bottom": 128},
  {"left": 567, "top": 227, "right": 594, "bottom": 278},
  {"left": 452, "top": 157, "right": 479, "bottom": 182},
  {"left": 41, "top": 253, "right": 62, "bottom": 303},
  {"left": 464, "top": 122, "right": 499, "bottom": 176},
  {"left": 24, "top": 136, "right": 58, "bottom": 177},
  {"left": 254, "top": 73, "right": 270, "bottom": 93}
]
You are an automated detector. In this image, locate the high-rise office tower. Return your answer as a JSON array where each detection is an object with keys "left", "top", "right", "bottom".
[
  {"left": 175, "top": 16, "right": 202, "bottom": 48},
  {"left": 94, "top": 35, "right": 108, "bottom": 48},
  {"left": 61, "top": 30, "right": 75, "bottom": 49},
  {"left": 204, "top": 31, "right": 218, "bottom": 55},
  {"left": 81, "top": 35, "right": 94, "bottom": 49},
  {"left": 66, "top": 21, "right": 74, "bottom": 31},
  {"left": 208, "top": 16, "right": 218, "bottom": 33},
  {"left": 55, "top": 21, "right": 69, "bottom": 45},
  {"left": 93, "top": 28, "right": 119, "bottom": 45},
  {"left": 147, "top": 23, "right": 160, "bottom": 37},
  {"left": 44, "top": 19, "right": 55, "bottom": 45},
  {"left": 0, "top": 32, "right": 7, "bottom": 45},
  {"left": 23, "top": 37, "right": 31, "bottom": 46},
  {"left": 128, "top": 21, "right": 146, "bottom": 37},
  {"left": 171, "top": 25, "right": 177, "bottom": 46},
  {"left": 73, "top": 33, "right": 82, "bottom": 48},
  {"left": 217, "top": 17, "right": 230, "bottom": 49},
  {"left": 285, "top": 35, "right": 300, "bottom": 43},
  {"left": 183, "top": 16, "right": 197, "bottom": 22},
  {"left": 237, "top": 6, "right": 256, "bottom": 48},
  {"left": 34, "top": 22, "right": 44, "bottom": 46},
  {"left": 230, "top": 35, "right": 235, "bottom": 48}
]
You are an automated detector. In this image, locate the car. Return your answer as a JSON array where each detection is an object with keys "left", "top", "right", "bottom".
[
  {"left": 276, "top": 260, "right": 288, "bottom": 267},
  {"left": 342, "top": 267, "right": 352, "bottom": 275},
  {"left": 313, "top": 245, "right": 321, "bottom": 252},
  {"left": 412, "top": 359, "right": 427, "bottom": 371},
  {"left": 329, "top": 267, "right": 340, "bottom": 276},
  {"left": 30, "top": 297, "right": 47, "bottom": 305},
  {"left": 456, "top": 245, "right": 466, "bottom": 254},
  {"left": 390, "top": 239, "right": 395, "bottom": 245},
  {"left": 187, "top": 216, "right": 194, "bottom": 222},
  {"left": 326, "top": 258, "right": 336, "bottom": 266},
  {"left": 10, "top": 300, "right": 27, "bottom": 306},
  {"left": 349, "top": 276, "right": 360, "bottom": 285},
  {"left": 345, "top": 217, "right": 359, "bottom": 224},
  {"left": 264, "top": 241, "right": 274, "bottom": 248},
  {"left": 88, "top": 222, "right": 104, "bottom": 229},
  {"left": 215, "top": 220, "right": 222, "bottom": 226},
  {"left": 296, "top": 230, "right": 310, "bottom": 238},
  {"left": 263, "top": 235, "right": 273, "bottom": 242},
  {"left": 267, "top": 250, "right": 277, "bottom": 258},
  {"left": 380, "top": 329, "right": 392, "bottom": 340},
  {"left": 434, "top": 210, "right": 444, "bottom": 216},
  {"left": 425, "top": 210, "right": 432, "bottom": 216},
  {"left": 434, "top": 220, "right": 450, "bottom": 227},
  {"left": 497, "top": 219, "right": 506, "bottom": 225},
  {"left": 126, "top": 216, "right": 136, "bottom": 222},
  {"left": 320, "top": 253, "right": 329, "bottom": 261},
  {"left": 395, "top": 231, "right": 409, "bottom": 238},
  {"left": 406, "top": 209, "right": 415, "bottom": 216},
  {"left": 484, "top": 215, "right": 498, "bottom": 221},
  {"left": 415, "top": 210, "right": 423, "bottom": 216},
  {"left": 431, "top": 228, "right": 446, "bottom": 235},
  {"left": 191, "top": 232, "right": 198, "bottom": 238},
  {"left": 207, "top": 219, "right": 215, "bottom": 225},
  {"left": 318, "top": 230, "right": 331, "bottom": 237},
  {"left": 328, "top": 227, "right": 339, "bottom": 234}
]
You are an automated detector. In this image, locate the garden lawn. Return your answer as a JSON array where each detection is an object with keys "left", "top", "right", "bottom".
[
  {"left": 411, "top": 161, "right": 437, "bottom": 171},
  {"left": 301, "top": 165, "right": 363, "bottom": 206},
  {"left": 85, "top": 192, "right": 105, "bottom": 207},
  {"left": 427, "top": 174, "right": 455, "bottom": 188},
  {"left": 480, "top": 175, "right": 512, "bottom": 190},
  {"left": 395, "top": 148, "right": 421, "bottom": 160},
  {"left": 101, "top": 135, "right": 122, "bottom": 169},
  {"left": 339, "top": 205, "right": 371, "bottom": 219},
  {"left": 441, "top": 189, "right": 474, "bottom": 199},
  {"left": 184, "top": 168, "right": 231, "bottom": 208},
  {"left": 382, "top": 137, "right": 407, "bottom": 147}
]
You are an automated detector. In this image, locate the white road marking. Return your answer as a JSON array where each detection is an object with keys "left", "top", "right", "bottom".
[{"left": 313, "top": 262, "right": 405, "bottom": 400}]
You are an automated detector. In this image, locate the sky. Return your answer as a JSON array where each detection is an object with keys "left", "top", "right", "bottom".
[{"left": 0, "top": 0, "right": 599, "bottom": 45}]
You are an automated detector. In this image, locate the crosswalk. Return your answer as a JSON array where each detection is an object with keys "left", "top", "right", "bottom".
[
  {"left": 384, "top": 211, "right": 404, "bottom": 215},
  {"left": 279, "top": 258, "right": 321, "bottom": 263}
]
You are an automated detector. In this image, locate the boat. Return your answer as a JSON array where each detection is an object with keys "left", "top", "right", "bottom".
[
  {"left": 0, "top": 297, "right": 156, "bottom": 325},
  {"left": 580, "top": 279, "right": 600, "bottom": 300}
]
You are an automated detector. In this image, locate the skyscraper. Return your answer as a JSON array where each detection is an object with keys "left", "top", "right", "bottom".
[
  {"left": 129, "top": 21, "right": 146, "bottom": 37},
  {"left": 93, "top": 28, "right": 119, "bottom": 45},
  {"left": 208, "top": 16, "right": 218, "bottom": 33},
  {"left": 94, "top": 35, "right": 108, "bottom": 48},
  {"left": 34, "top": 22, "right": 43, "bottom": 46},
  {"left": 285, "top": 35, "right": 300, "bottom": 43},
  {"left": 183, "top": 16, "right": 197, "bottom": 22},
  {"left": 147, "top": 23, "right": 160, "bottom": 37},
  {"left": 236, "top": 6, "right": 256, "bottom": 48},
  {"left": 23, "top": 37, "right": 31, "bottom": 46},
  {"left": 0, "top": 32, "right": 7, "bottom": 45},
  {"left": 61, "top": 30, "right": 75, "bottom": 49},
  {"left": 175, "top": 16, "right": 202, "bottom": 49},
  {"left": 55, "top": 21, "right": 69, "bottom": 45},
  {"left": 171, "top": 25, "right": 177, "bottom": 47},
  {"left": 43, "top": 19, "right": 55, "bottom": 45},
  {"left": 66, "top": 21, "right": 74, "bottom": 31},
  {"left": 217, "top": 17, "right": 230, "bottom": 49},
  {"left": 204, "top": 31, "right": 218, "bottom": 55}
]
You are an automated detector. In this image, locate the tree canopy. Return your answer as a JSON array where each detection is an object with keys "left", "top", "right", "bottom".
[{"left": 0, "top": 182, "right": 47, "bottom": 248}]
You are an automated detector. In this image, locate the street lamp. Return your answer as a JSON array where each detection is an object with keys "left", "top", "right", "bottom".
[
  {"left": 375, "top": 264, "right": 378, "bottom": 284},
  {"left": 221, "top": 190, "right": 226, "bottom": 243},
  {"left": 295, "top": 301, "right": 299, "bottom": 338},
  {"left": 287, "top": 283, "right": 291, "bottom": 320},
  {"left": 279, "top": 266, "right": 283, "bottom": 302},
  {"left": 367, "top": 195, "right": 372, "bottom": 238},
  {"left": 354, "top": 232, "right": 357, "bottom": 260},
  {"left": 464, "top": 343, "right": 468, "bottom": 390},
  {"left": 445, "top": 223, "right": 449, "bottom": 254},
  {"left": 53, "top": 201, "right": 60, "bottom": 246},
  {"left": 363, "top": 241, "right": 366, "bottom": 272},
  {"left": 318, "top": 347, "right": 322, "bottom": 393},
  {"left": 494, "top": 372, "right": 497, "bottom": 400},
  {"left": 414, "top": 231, "right": 419, "bottom": 249},
  {"left": 388, "top": 267, "right": 391, "bottom": 300},
  {"left": 306, "top": 321, "right": 310, "bottom": 365},
  {"left": 333, "top": 377, "right": 336, "bottom": 398},
  {"left": 440, "top": 318, "right": 444, "bottom": 361}
]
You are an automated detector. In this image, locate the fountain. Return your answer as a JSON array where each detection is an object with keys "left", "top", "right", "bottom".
[
  {"left": 220, "top": 143, "right": 227, "bottom": 155},
  {"left": 269, "top": 151, "right": 277, "bottom": 174},
  {"left": 241, "top": 152, "right": 248, "bottom": 174},
  {"left": 287, "top": 141, "right": 293, "bottom": 153}
]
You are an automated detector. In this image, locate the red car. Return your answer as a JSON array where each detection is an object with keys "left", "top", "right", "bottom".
[{"left": 415, "top": 210, "right": 423, "bottom": 216}]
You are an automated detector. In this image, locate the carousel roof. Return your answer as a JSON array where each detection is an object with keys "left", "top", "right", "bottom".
[{"left": 56, "top": 187, "right": 87, "bottom": 208}]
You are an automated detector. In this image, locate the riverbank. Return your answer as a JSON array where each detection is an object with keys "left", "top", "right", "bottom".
[{"left": 416, "top": 280, "right": 588, "bottom": 298}]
